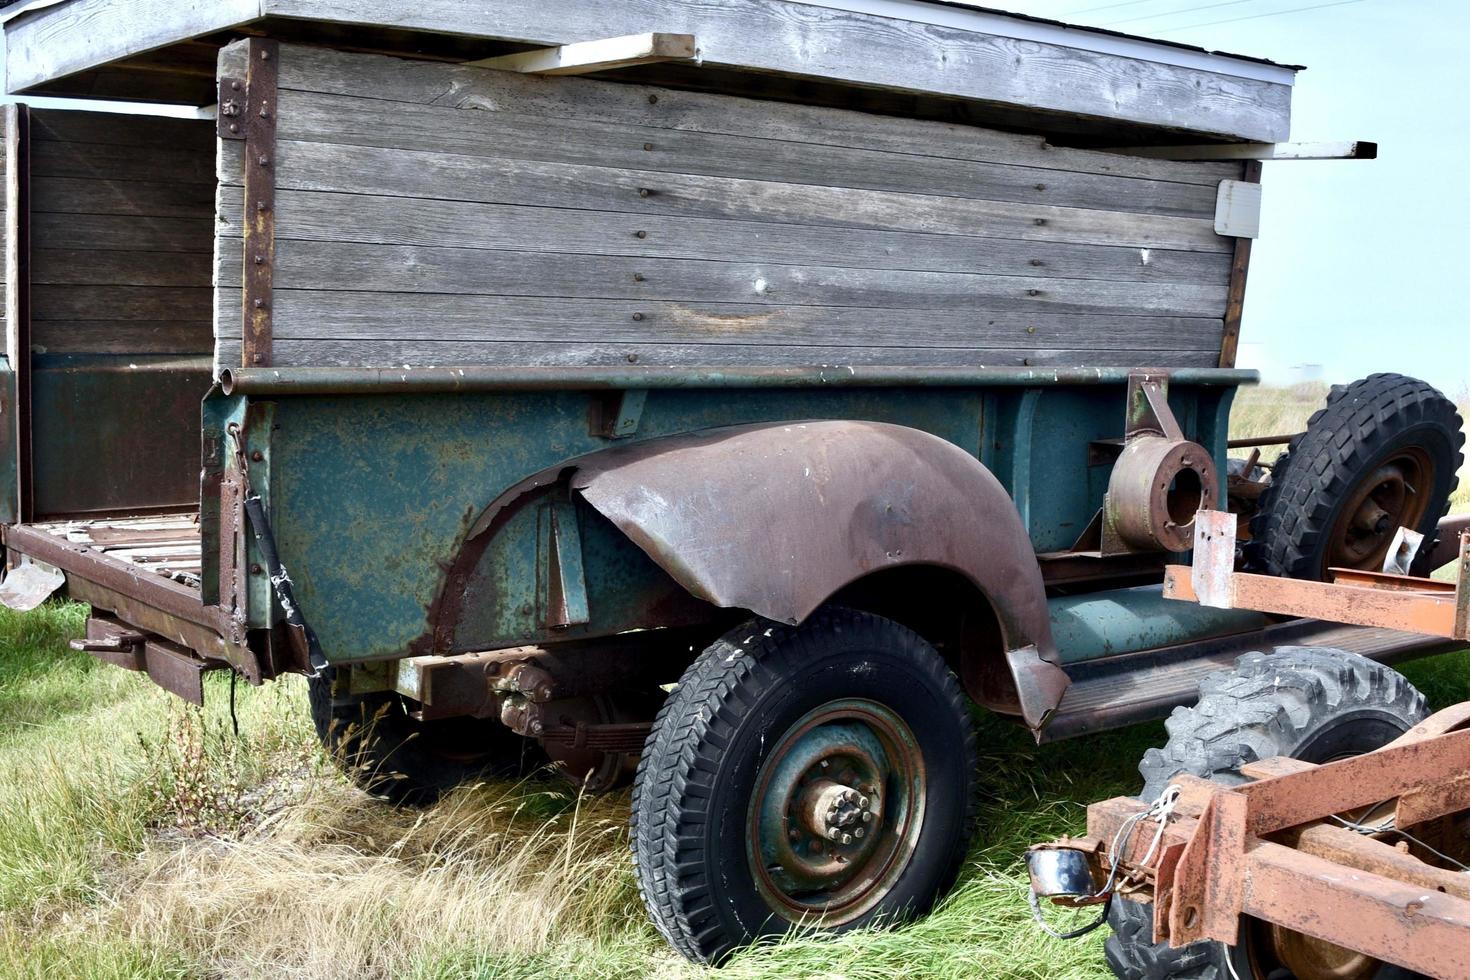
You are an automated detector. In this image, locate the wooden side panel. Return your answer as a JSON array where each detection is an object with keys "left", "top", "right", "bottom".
[
  {"left": 0, "top": 104, "right": 19, "bottom": 525},
  {"left": 29, "top": 109, "right": 215, "bottom": 355},
  {"left": 213, "top": 42, "right": 1244, "bottom": 373}
]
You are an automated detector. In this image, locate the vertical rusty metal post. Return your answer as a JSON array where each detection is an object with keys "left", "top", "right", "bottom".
[
  {"left": 220, "top": 38, "right": 278, "bottom": 368},
  {"left": 1218, "top": 159, "right": 1261, "bottom": 368}
]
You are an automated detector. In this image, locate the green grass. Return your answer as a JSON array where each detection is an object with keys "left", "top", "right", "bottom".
[{"left": 0, "top": 384, "right": 1465, "bottom": 978}]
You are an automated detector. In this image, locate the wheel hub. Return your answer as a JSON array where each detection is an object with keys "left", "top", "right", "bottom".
[
  {"left": 1325, "top": 449, "right": 1435, "bottom": 573},
  {"left": 747, "top": 699, "right": 925, "bottom": 925}
]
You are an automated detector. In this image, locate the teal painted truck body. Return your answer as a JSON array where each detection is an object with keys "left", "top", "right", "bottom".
[{"left": 199, "top": 369, "right": 1245, "bottom": 667}]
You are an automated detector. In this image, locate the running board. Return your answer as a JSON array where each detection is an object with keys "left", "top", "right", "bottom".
[{"left": 1041, "top": 620, "right": 1463, "bottom": 743}]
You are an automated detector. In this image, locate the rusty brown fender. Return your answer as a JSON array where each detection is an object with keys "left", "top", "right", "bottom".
[{"left": 570, "top": 421, "right": 1069, "bottom": 728}]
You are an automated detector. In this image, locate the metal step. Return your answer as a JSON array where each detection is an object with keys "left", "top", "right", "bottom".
[{"left": 1041, "top": 620, "right": 1464, "bottom": 742}]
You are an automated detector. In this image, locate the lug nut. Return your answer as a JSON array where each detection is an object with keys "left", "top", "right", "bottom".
[
  {"left": 827, "top": 827, "right": 840, "bottom": 840},
  {"left": 862, "top": 811, "right": 873, "bottom": 823},
  {"left": 858, "top": 796, "right": 869, "bottom": 809},
  {"left": 854, "top": 827, "right": 865, "bottom": 839},
  {"left": 840, "top": 833, "right": 852, "bottom": 845}
]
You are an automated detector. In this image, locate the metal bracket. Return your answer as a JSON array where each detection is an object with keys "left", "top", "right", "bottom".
[
  {"left": 591, "top": 388, "right": 647, "bottom": 439},
  {"left": 220, "top": 38, "right": 279, "bottom": 368}
]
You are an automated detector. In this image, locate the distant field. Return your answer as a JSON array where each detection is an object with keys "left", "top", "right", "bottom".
[{"left": 0, "top": 384, "right": 1466, "bottom": 980}]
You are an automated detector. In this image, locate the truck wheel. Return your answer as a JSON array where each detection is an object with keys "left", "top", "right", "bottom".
[
  {"left": 1250, "top": 374, "right": 1464, "bottom": 579},
  {"left": 308, "top": 667, "right": 542, "bottom": 807},
  {"left": 1104, "top": 647, "right": 1428, "bottom": 980},
  {"left": 631, "top": 608, "right": 978, "bottom": 963}
]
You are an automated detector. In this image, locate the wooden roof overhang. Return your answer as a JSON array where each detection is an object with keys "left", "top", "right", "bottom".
[{"left": 0, "top": 0, "right": 1297, "bottom": 143}]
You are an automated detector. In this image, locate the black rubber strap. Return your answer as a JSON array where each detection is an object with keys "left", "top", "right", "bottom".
[{"left": 242, "top": 493, "right": 328, "bottom": 676}]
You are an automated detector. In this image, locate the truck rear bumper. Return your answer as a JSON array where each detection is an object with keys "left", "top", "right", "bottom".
[{"left": 1, "top": 515, "right": 244, "bottom": 671}]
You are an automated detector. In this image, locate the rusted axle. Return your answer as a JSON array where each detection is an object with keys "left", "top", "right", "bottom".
[{"left": 1032, "top": 705, "right": 1470, "bottom": 977}]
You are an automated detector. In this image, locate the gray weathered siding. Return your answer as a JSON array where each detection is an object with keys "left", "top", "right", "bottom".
[
  {"left": 31, "top": 109, "right": 215, "bottom": 355},
  {"left": 214, "top": 42, "right": 1243, "bottom": 373}
]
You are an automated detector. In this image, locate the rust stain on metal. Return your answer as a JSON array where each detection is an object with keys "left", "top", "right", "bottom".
[{"left": 222, "top": 38, "right": 279, "bottom": 368}]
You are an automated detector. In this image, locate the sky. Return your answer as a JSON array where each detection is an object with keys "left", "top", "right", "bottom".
[
  {"left": 1, "top": 0, "right": 1464, "bottom": 395},
  {"left": 1000, "top": 0, "right": 1469, "bottom": 396}
]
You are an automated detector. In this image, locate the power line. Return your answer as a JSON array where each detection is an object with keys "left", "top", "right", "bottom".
[
  {"left": 1062, "top": 0, "right": 1178, "bottom": 17},
  {"left": 1153, "top": 0, "right": 1368, "bottom": 32},
  {"left": 1104, "top": 0, "right": 1270, "bottom": 27}
]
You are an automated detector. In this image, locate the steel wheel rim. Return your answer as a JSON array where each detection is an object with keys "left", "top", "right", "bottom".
[
  {"left": 1323, "top": 447, "right": 1435, "bottom": 575},
  {"left": 746, "top": 698, "right": 926, "bottom": 925}
]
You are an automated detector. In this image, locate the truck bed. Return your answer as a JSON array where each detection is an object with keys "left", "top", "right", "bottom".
[{"left": 27, "top": 514, "right": 202, "bottom": 589}]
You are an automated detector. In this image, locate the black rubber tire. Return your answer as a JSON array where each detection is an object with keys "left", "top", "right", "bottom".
[
  {"left": 1104, "top": 647, "right": 1429, "bottom": 980},
  {"left": 308, "top": 666, "right": 543, "bottom": 807},
  {"left": 630, "top": 608, "right": 979, "bottom": 964},
  {"left": 1249, "top": 374, "right": 1464, "bottom": 579}
]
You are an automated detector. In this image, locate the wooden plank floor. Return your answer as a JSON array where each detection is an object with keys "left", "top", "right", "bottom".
[{"left": 30, "top": 513, "right": 202, "bottom": 589}]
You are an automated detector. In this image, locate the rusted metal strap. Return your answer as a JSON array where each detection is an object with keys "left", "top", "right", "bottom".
[{"left": 219, "top": 37, "right": 278, "bottom": 368}]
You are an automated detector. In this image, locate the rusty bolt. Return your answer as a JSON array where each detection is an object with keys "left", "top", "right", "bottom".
[
  {"left": 1027, "top": 288, "right": 1041, "bottom": 296},
  {"left": 1023, "top": 357, "right": 1033, "bottom": 366},
  {"left": 260, "top": 48, "right": 271, "bottom": 61},
  {"left": 789, "top": 828, "right": 800, "bottom": 841},
  {"left": 632, "top": 312, "right": 645, "bottom": 321},
  {"left": 648, "top": 94, "right": 659, "bottom": 104},
  {"left": 252, "top": 353, "right": 263, "bottom": 365},
  {"left": 1029, "top": 259, "right": 1044, "bottom": 267},
  {"left": 231, "top": 80, "right": 241, "bottom": 92},
  {"left": 1035, "top": 183, "right": 1046, "bottom": 191},
  {"left": 632, "top": 273, "right": 646, "bottom": 282},
  {"left": 643, "top": 142, "right": 654, "bottom": 151},
  {"left": 626, "top": 353, "right": 639, "bottom": 363},
  {"left": 259, "top": 105, "right": 271, "bottom": 119},
  {"left": 229, "top": 124, "right": 240, "bottom": 135},
  {"left": 221, "top": 99, "right": 242, "bottom": 117},
  {"left": 251, "top": 450, "right": 264, "bottom": 462},
  {"left": 1033, "top": 218, "right": 1047, "bottom": 226},
  {"left": 258, "top": 155, "right": 271, "bottom": 167},
  {"left": 253, "top": 254, "right": 265, "bottom": 265},
  {"left": 256, "top": 201, "right": 268, "bottom": 212},
  {"left": 634, "top": 230, "right": 647, "bottom": 239},
  {"left": 638, "top": 188, "right": 651, "bottom": 198},
  {"left": 253, "top": 298, "right": 266, "bottom": 309},
  {"left": 1026, "top": 326, "right": 1037, "bottom": 334},
  {"left": 250, "top": 563, "right": 263, "bottom": 575}
]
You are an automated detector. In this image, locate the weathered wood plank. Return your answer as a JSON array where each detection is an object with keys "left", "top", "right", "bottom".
[
  {"left": 31, "top": 135, "right": 215, "bottom": 184},
  {"left": 215, "top": 335, "right": 1221, "bottom": 370},
  {"left": 218, "top": 191, "right": 1232, "bottom": 285},
  {"left": 30, "top": 108, "right": 218, "bottom": 151},
  {"left": 31, "top": 176, "right": 215, "bottom": 217},
  {"left": 277, "top": 43, "right": 1244, "bottom": 188},
  {"left": 4, "top": 0, "right": 261, "bottom": 95},
  {"left": 32, "top": 213, "right": 212, "bottom": 253},
  {"left": 258, "top": 0, "right": 1291, "bottom": 140},
  {"left": 31, "top": 320, "right": 211, "bottom": 354},
  {"left": 273, "top": 89, "right": 1219, "bottom": 218},
  {"left": 215, "top": 239, "right": 1229, "bottom": 317},
  {"left": 213, "top": 288, "right": 1224, "bottom": 350},
  {"left": 235, "top": 139, "right": 1229, "bottom": 253},
  {"left": 33, "top": 285, "right": 213, "bottom": 321},
  {"left": 33, "top": 249, "right": 212, "bottom": 287}
]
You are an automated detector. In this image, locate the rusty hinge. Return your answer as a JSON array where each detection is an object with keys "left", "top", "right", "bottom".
[{"left": 218, "top": 38, "right": 279, "bottom": 369}]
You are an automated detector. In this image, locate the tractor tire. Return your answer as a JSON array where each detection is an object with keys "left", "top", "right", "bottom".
[
  {"left": 1104, "top": 647, "right": 1428, "bottom": 980},
  {"left": 1249, "top": 373, "right": 1463, "bottom": 579},
  {"left": 631, "top": 607, "right": 978, "bottom": 963},
  {"left": 308, "top": 666, "right": 544, "bottom": 807}
]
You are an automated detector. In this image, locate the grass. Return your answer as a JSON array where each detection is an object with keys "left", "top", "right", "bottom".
[{"left": 0, "top": 384, "right": 1465, "bottom": 979}]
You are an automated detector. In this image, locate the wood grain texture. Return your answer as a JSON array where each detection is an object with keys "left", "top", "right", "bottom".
[
  {"left": 276, "top": 43, "right": 1243, "bottom": 188},
  {"left": 31, "top": 320, "right": 208, "bottom": 354},
  {"left": 4, "top": 0, "right": 261, "bottom": 94},
  {"left": 212, "top": 287, "right": 1224, "bottom": 351},
  {"left": 218, "top": 191, "right": 1232, "bottom": 285},
  {"left": 272, "top": 88, "right": 1220, "bottom": 219},
  {"left": 211, "top": 41, "right": 1241, "bottom": 372},
  {"left": 27, "top": 108, "right": 217, "bottom": 356},
  {"left": 215, "top": 239, "right": 1229, "bottom": 317},
  {"left": 232, "top": 139, "right": 1229, "bottom": 253},
  {"left": 260, "top": 0, "right": 1290, "bottom": 140},
  {"left": 215, "top": 335, "right": 1221, "bottom": 370}
]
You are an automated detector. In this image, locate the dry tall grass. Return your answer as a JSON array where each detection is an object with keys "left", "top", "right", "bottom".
[{"left": 2, "top": 382, "right": 1467, "bottom": 979}]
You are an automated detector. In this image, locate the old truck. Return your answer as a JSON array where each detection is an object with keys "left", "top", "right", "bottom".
[{"left": 0, "top": 0, "right": 1460, "bottom": 967}]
